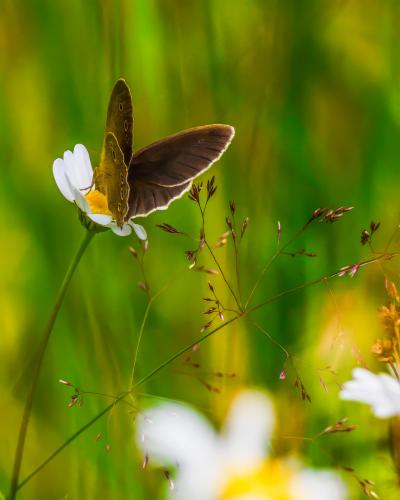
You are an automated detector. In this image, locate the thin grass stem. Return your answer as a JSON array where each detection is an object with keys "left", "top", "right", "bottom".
[
  {"left": 8, "top": 230, "right": 94, "bottom": 500},
  {"left": 245, "top": 222, "right": 310, "bottom": 309}
]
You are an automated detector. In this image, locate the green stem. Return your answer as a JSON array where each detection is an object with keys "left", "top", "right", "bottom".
[
  {"left": 245, "top": 223, "right": 309, "bottom": 309},
  {"left": 200, "top": 207, "right": 242, "bottom": 312},
  {"left": 129, "top": 299, "right": 153, "bottom": 388},
  {"left": 8, "top": 230, "right": 94, "bottom": 500},
  {"left": 205, "top": 239, "right": 242, "bottom": 311},
  {"left": 15, "top": 252, "right": 395, "bottom": 493}
]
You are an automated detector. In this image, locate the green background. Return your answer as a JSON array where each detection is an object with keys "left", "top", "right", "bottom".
[{"left": 1, "top": 0, "right": 400, "bottom": 498}]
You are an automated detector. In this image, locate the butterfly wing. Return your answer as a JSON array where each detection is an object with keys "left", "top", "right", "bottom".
[
  {"left": 127, "top": 124, "right": 234, "bottom": 218},
  {"left": 105, "top": 78, "right": 133, "bottom": 165},
  {"left": 95, "top": 132, "right": 130, "bottom": 226}
]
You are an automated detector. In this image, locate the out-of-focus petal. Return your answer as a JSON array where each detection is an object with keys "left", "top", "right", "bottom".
[
  {"left": 340, "top": 368, "right": 400, "bottom": 418},
  {"left": 53, "top": 158, "right": 74, "bottom": 202},
  {"left": 130, "top": 222, "right": 147, "bottom": 240},
  {"left": 221, "top": 390, "right": 274, "bottom": 471},
  {"left": 290, "top": 469, "right": 347, "bottom": 500},
  {"left": 73, "top": 144, "right": 93, "bottom": 192},
  {"left": 137, "top": 403, "right": 217, "bottom": 468}
]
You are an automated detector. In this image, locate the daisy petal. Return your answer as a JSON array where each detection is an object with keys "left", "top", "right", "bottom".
[
  {"left": 130, "top": 222, "right": 147, "bottom": 240},
  {"left": 87, "top": 213, "right": 113, "bottom": 226},
  {"left": 222, "top": 390, "right": 274, "bottom": 471},
  {"left": 340, "top": 368, "right": 400, "bottom": 418},
  {"left": 73, "top": 144, "right": 93, "bottom": 191},
  {"left": 290, "top": 469, "right": 347, "bottom": 500},
  {"left": 136, "top": 403, "right": 217, "bottom": 467},
  {"left": 110, "top": 223, "right": 132, "bottom": 236},
  {"left": 53, "top": 158, "right": 74, "bottom": 202},
  {"left": 63, "top": 149, "right": 80, "bottom": 190}
]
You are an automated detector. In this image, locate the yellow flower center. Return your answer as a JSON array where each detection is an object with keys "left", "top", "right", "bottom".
[
  {"left": 85, "top": 190, "right": 112, "bottom": 215},
  {"left": 220, "top": 460, "right": 293, "bottom": 499}
]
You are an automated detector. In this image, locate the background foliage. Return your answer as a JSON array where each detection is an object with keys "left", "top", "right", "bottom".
[{"left": 1, "top": 0, "right": 400, "bottom": 498}]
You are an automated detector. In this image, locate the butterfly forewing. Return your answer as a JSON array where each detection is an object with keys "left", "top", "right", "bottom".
[
  {"left": 126, "top": 124, "right": 234, "bottom": 218},
  {"left": 96, "top": 132, "right": 130, "bottom": 226},
  {"left": 105, "top": 79, "right": 133, "bottom": 166}
]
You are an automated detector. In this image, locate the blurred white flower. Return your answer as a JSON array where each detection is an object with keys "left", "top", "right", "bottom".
[
  {"left": 53, "top": 144, "right": 147, "bottom": 239},
  {"left": 137, "top": 390, "right": 347, "bottom": 500},
  {"left": 340, "top": 367, "right": 400, "bottom": 418}
]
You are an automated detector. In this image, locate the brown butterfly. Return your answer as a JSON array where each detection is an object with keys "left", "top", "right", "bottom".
[{"left": 94, "top": 79, "right": 235, "bottom": 227}]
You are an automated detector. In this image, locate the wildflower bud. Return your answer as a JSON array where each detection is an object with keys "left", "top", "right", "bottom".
[
  {"left": 323, "top": 209, "right": 334, "bottom": 222},
  {"left": 206, "top": 176, "right": 217, "bottom": 200},
  {"left": 322, "top": 206, "right": 354, "bottom": 223},
  {"left": 200, "top": 320, "right": 213, "bottom": 333},
  {"left": 156, "top": 223, "right": 182, "bottom": 234},
  {"left": 185, "top": 250, "right": 195, "bottom": 261},
  {"left": 338, "top": 265, "right": 352, "bottom": 277},
  {"left": 188, "top": 182, "right": 203, "bottom": 203},
  {"left": 349, "top": 264, "right": 360, "bottom": 278},
  {"left": 215, "top": 238, "right": 227, "bottom": 248},
  {"left": 58, "top": 379, "right": 72, "bottom": 386},
  {"left": 205, "top": 268, "right": 218, "bottom": 275},
  {"left": 241, "top": 217, "right": 249, "bottom": 239},
  {"left": 360, "top": 230, "right": 370, "bottom": 246},
  {"left": 129, "top": 246, "right": 138, "bottom": 258},
  {"left": 163, "top": 469, "right": 175, "bottom": 491},
  {"left": 68, "top": 394, "right": 79, "bottom": 408},
  {"left": 279, "top": 369, "right": 286, "bottom": 380},
  {"left": 370, "top": 221, "right": 380, "bottom": 234},
  {"left": 309, "top": 207, "right": 327, "bottom": 223}
]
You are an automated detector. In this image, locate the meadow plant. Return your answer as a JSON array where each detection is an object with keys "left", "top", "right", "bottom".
[{"left": 10, "top": 166, "right": 399, "bottom": 499}]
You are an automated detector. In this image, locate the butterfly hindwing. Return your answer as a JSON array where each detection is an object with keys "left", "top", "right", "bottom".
[
  {"left": 127, "top": 180, "right": 192, "bottom": 218},
  {"left": 127, "top": 124, "right": 234, "bottom": 218},
  {"left": 105, "top": 78, "right": 133, "bottom": 166},
  {"left": 95, "top": 132, "right": 130, "bottom": 226}
]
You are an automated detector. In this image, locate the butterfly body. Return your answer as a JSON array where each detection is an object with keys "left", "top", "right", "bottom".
[{"left": 95, "top": 79, "right": 234, "bottom": 226}]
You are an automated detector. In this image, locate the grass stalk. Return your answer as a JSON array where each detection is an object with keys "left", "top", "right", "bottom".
[{"left": 8, "top": 230, "right": 94, "bottom": 500}]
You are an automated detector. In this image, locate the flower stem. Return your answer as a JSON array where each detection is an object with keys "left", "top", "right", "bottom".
[{"left": 8, "top": 230, "right": 94, "bottom": 500}]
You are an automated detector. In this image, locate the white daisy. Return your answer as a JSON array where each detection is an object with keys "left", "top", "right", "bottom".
[
  {"left": 53, "top": 144, "right": 147, "bottom": 239},
  {"left": 340, "top": 367, "right": 400, "bottom": 418},
  {"left": 137, "top": 390, "right": 347, "bottom": 500}
]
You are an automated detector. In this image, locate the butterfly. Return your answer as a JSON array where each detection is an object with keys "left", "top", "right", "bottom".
[{"left": 94, "top": 79, "right": 235, "bottom": 227}]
